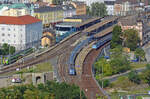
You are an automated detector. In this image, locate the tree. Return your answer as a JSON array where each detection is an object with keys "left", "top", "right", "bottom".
[
  {"left": 0, "top": 43, "right": 16, "bottom": 55},
  {"left": 111, "top": 25, "right": 123, "bottom": 48},
  {"left": 123, "top": 29, "right": 140, "bottom": 51},
  {"left": 128, "top": 70, "right": 141, "bottom": 84},
  {"left": 98, "top": 79, "right": 110, "bottom": 88},
  {"left": 0, "top": 81, "right": 86, "bottom": 99},
  {"left": 86, "top": 6, "right": 91, "bottom": 16},
  {"left": 135, "top": 48, "right": 145, "bottom": 62},
  {"left": 9, "top": 46, "right": 15, "bottom": 55},
  {"left": 146, "top": 64, "right": 150, "bottom": 70},
  {"left": 2, "top": 43, "right": 9, "bottom": 55},
  {"left": 52, "top": 0, "right": 69, "bottom": 5},
  {"left": 94, "top": 58, "right": 113, "bottom": 76},
  {"left": 142, "top": 70, "right": 150, "bottom": 85},
  {"left": 110, "top": 46, "right": 130, "bottom": 74},
  {"left": 88, "top": 2, "right": 107, "bottom": 17}
]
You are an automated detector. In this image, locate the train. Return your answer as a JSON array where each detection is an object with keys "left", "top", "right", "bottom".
[
  {"left": 68, "top": 37, "right": 93, "bottom": 75},
  {"left": 3, "top": 48, "right": 33, "bottom": 65},
  {"left": 92, "top": 34, "right": 112, "bottom": 49},
  {"left": 68, "top": 17, "right": 118, "bottom": 75}
]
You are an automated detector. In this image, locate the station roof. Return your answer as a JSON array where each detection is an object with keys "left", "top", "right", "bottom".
[
  {"left": 65, "top": 15, "right": 92, "bottom": 21},
  {"left": 55, "top": 22, "right": 81, "bottom": 27}
]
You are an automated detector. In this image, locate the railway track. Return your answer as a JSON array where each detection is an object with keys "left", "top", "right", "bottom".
[
  {"left": 0, "top": 17, "right": 112, "bottom": 74},
  {"left": 0, "top": 17, "right": 115, "bottom": 99},
  {"left": 81, "top": 42, "right": 110, "bottom": 99}
]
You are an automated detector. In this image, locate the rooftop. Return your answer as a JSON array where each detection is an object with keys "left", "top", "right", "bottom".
[
  {"left": 34, "top": 6, "right": 62, "bottom": 13},
  {"left": 115, "top": 0, "right": 139, "bottom": 4},
  {"left": 55, "top": 22, "right": 81, "bottom": 27},
  {"left": 0, "top": 15, "right": 41, "bottom": 25},
  {"left": 65, "top": 15, "right": 91, "bottom": 21}
]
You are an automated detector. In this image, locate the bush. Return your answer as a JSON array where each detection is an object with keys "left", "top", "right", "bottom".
[
  {"left": 128, "top": 70, "right": 141, "bottom": 84},
  {"left": 98, "top": 79, "right": 110, "bottom": 88}
]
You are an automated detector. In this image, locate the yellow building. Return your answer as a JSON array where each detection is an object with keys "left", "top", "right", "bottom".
[
  {"left": 34, "top": 6, "right": 63, "bottom": 28},
  {"left": 29, "top": 0, "right": 37, "bottom": 3},
  {"left": 43, "top": 0, "right": 53, "bottom": 4},
  {"left": 2, "top": 8, "right": 30, "bottom": 16}
]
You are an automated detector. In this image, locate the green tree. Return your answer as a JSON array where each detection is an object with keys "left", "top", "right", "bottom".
[
  {"left": 142, "top": 70, "right": 150, "bottom": 85},
  {"left": 2, "top": 43, "right": 9, "bottom": 55},
  {"left": 90, "top": 2, "right": 107, "bottom": 17},
  {"left": 1, "top": 43, "right": 15, "bottom": 55},
  {"left": 98, "top": 79, "right": 110, "bottom": 88},
  {"left": 52, "top": 0, "right": 69, "bottom": 5},
  {"left": 110, "top": 46, "right": 130, "bottom": 74},
  {"left": 94, "top": 58, "right": 113, "bottom": 76},
  {"left": 111, "top": 25, "right": 123, "bottom": 48},
  {"left": 128, "top": 70, "right": 141, "bottom": 84},
  {"left": 123, "top": 29, "right": 140, "bottom": 51},
  {"left": 146, "top": 64, "right": 150, "bottom": 70},
  {"left": 86, "top": 6, "right": 91, "bottom": 16},
  {"left": 135, "top": 48, "right": 145, "bottom": 62}
]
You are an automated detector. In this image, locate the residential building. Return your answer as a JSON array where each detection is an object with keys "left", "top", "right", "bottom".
[
  {"left": 43, "top": 0, "right": 53, "bottom": 4},
  {"left": 60, "top": 4, "right": 76, "bottom": 18},
  {"left": 34, "top": 6, "right": 63, "bottom": 28},
  {"left": 74, "top": 0, "right": 104, "bottom": 6},
  {"left": 118, "top": 14, "right": 150, "bottom": 45},
  {"left": 104, "top": 0, "right": 116, "bottom": 15},
  {"left": 114, "top": 0, "right": 138, "bottom": 16},
  {"left": 0, "top": 15, "right": 42, "bottom": 50},
  {"left": 2, "top": 8, "right": 30, "bottom": 16},
  {"left": 0, "top": 3, "right": 35, "bottom": 16},
  {"left": 71, "top": 1, "right": 86, "bottom": 15}
]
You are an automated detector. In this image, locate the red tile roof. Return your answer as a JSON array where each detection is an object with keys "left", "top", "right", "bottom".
[{"left": 0, "top": 15, "right": 41, "bottom": 25}]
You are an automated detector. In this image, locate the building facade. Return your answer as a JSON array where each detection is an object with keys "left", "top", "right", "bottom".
[
  {"left": 34, "top": 6, "right": 63, "bottom": 28},
  {"left": 104, "top": 0, "right": 116, "bottom": 15},
  {"left": 118, "top": 15, "right": 149, "bottom": 46},
  {"left": 71, "top": 1, "right": 86, "bottom": 15},
  {"left": 74, "top": 0, "right": 104, "bottom": 6},
  {"left": 0, "top": 3, "right": 34, "bottom": 16},
  {"left": 60, "top": 4, "right": 76, "bottom": 18},
  {"left": 0, "top": 15, "right": 42, "bottom": 50}
]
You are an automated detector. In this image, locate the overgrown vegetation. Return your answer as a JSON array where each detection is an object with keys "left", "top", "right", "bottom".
[
  {"left": 16, "top": 62, "right": 53, "bottom": 74},
  {"left": 86, "top": 2, "right": 107, "bottom": 17},
  {"left": 94, "top": 25, "right": 146, "bottom": 89},
  {"left": 0, "top": 81, "right": 86, "bottom": 99},
  {"left": 0, "top": 43, "right": 15, "bottom": 55}
]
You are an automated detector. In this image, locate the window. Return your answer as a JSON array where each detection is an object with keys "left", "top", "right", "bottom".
[
  {"left": 8, "top": 28, "right": 10, "bottom": 31},
  {"left": 20, "top": 28, "right": 22, "bottom": 31},
  {"left": 14, "top": 41, "right": 16, "bottom": 43},
  {"left": 2, "top": 33, "right": 5, "bottom": 36},
  {"left": 14, "top": 34, "right": 16, "bottom": 37},
  {"left": 1, "top": 28, "right": 4, "bottom": 30},
  {"left": 2, "top": 39, "right": 4, "bottom": 42},
  {"left": 8, "top": 34, "right": 10, "bottom": 36}
]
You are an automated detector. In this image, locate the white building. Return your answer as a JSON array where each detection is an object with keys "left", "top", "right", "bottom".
[
  {"left": 0, "top": 15, "right": 42, "bottom": 50},
  {"left": 61, "top": 4, "right": 76, "bottom": 18},
  {"left": 73, "top": 0, "right": 104, "bottom": 6},
  {"left": 104, "top": 0, "right": 116, "bottom": 15}
]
